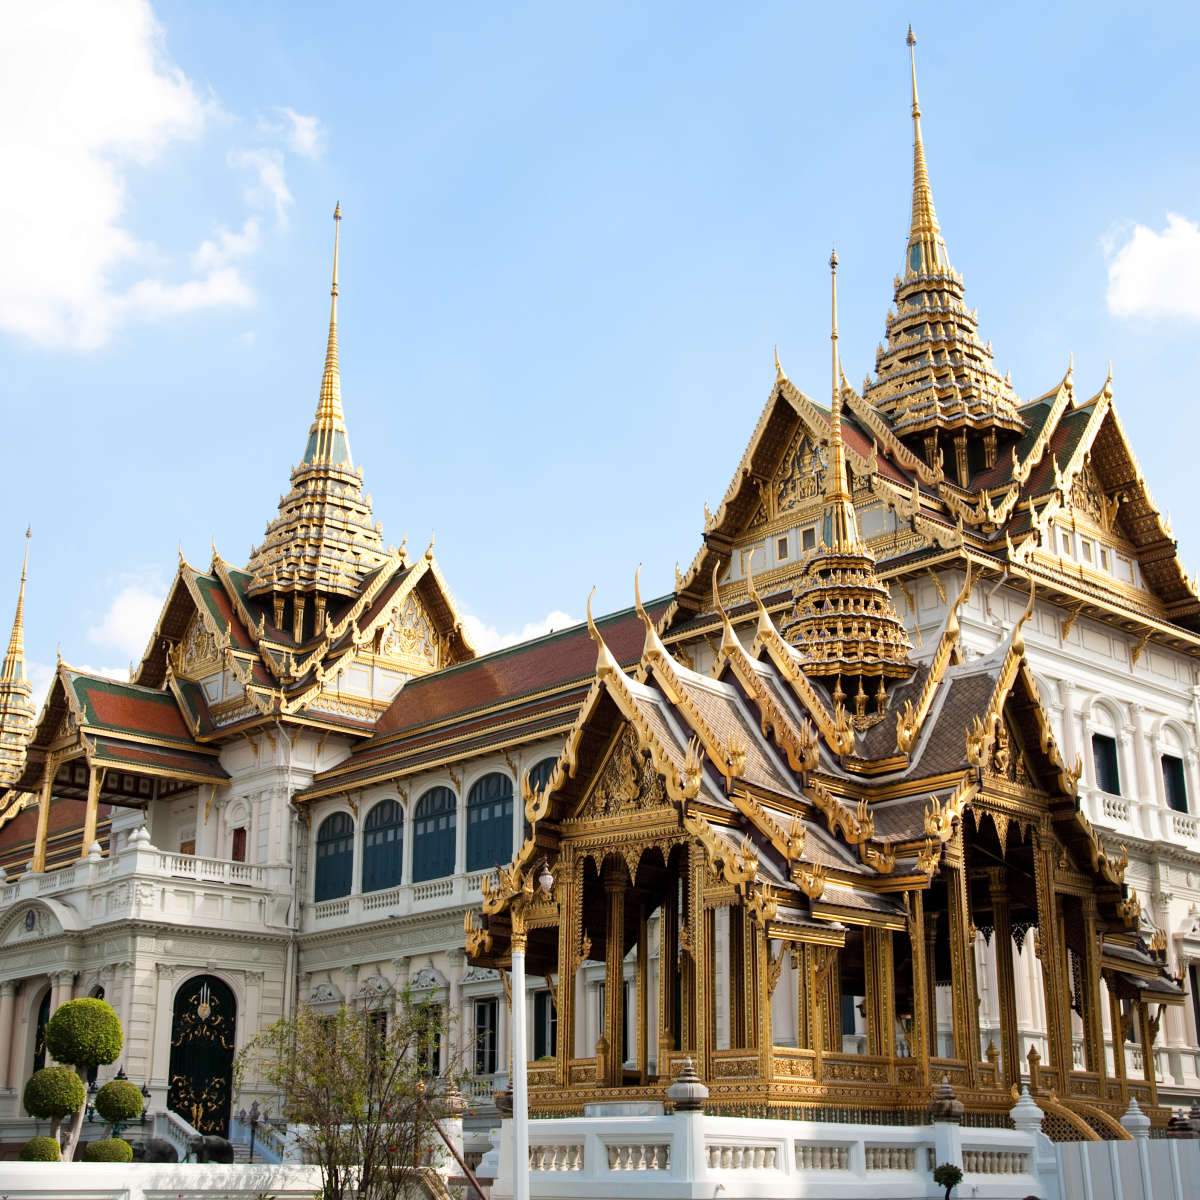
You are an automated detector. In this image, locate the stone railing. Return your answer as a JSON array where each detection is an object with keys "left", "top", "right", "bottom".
[
  {"left": 1082, "top": 785, "right": 1200, "bottom": 852},
  {"left": 306, "top": 868, "right": 488, "bottom": 930},
  {"left": 0, "top": 843, "right": 292, "bottom": 932},
  {"left": 505, "top": 1108, "right": 1055, "bottom": 1197},
  {"left": 152, "top": 1106, "right": 203, "bottom": 1161}
]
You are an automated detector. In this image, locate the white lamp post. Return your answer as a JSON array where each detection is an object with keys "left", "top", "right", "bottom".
[{"left": 512, "top": 860, "right": 553, "bottom": 1200}]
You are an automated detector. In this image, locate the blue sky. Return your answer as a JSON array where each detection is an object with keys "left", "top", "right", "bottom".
[{"left": 4, "top": 1, "right": 1200, "bottom": 699}]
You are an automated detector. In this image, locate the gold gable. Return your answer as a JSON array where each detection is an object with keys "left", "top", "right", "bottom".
[
  {"left": 572, "top": 726, "right": 668, "bottom": 821},
  {"left": 378, "top": 591, "right": 441, "bottom": 671}
]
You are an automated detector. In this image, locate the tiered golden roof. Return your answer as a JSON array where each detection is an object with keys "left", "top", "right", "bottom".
[
  {"left": 246, "top": 205, "right": 391, "bottom": 603},
  {"left": 0, "top": 529, "right": 35, "bottom": 787},
  {"left": 863, "top": 28, "right": 1024, "bottom": 455},
  {"left": 780, "top": 254, "right": 913, "bottom": 716}
]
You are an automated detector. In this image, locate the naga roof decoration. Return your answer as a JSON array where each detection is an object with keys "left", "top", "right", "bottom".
[
  {"left": 863, "top": 28, "right": 1024, "bottom": 445},
  {"left": 245, "top": 206, "right": 394, "bottom": 600}
]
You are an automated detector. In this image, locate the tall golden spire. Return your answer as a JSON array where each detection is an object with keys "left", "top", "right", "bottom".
[
  {"left": 821, "top": 250, "right": 860, "bottom": 554},
  {"left": 1, "top": 528, "right": 30, "bottom": 685},
  {"left": 0, "top": 528, "right": 35, "bottom": 787},
  {"left": 246, "top": 206, "right": 390, "bottom": 606},
  {"left": 904, "top": 26, "right": 948, "bottom": 277},
  {"left": 303, "top": 203, "right": 352, "bottom": 467}
]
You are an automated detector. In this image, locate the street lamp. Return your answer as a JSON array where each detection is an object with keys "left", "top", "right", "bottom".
[{"left": 512, "top": 859, "right": 553, "bottom": 1200}]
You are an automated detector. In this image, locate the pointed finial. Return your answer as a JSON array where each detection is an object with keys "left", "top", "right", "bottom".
[
  {"left": 303, "top": 204, "right": 352, "bottom": 467},
  {"left": 774, "top": 344, "right": 785, "bottom": 381},
  {"left": 903, "top": 25, "right": 946, "bottom": 275},
  {"left": 1, "top": 528, "right": 32, "bottom": 687}
]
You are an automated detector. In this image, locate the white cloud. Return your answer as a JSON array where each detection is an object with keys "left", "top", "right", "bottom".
[
  {"left": 461, "top": 610, "right": 578, "bottom": 655},
  {"left": 274, "top": 107, "right": 325, "bottom": 159},
  {"left": 192, "top": 217, "right": 262, "bottom": 272},
  {"left": 0, "top": 0, "right": 258, "bottom": 349},
  {"left": 230, "top": 148, "right": 293, "bottom": 227},
  {"left": 1105, "top": 213, "right": 1200, "bottom": 320},
  {"left": 87, "top": 578, "right": 167, "bottom": 663}
]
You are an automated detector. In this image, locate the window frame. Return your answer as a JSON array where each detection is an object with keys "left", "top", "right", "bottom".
[
  {"left": 314, "top": 811, "right": 355, "bottom": 902},
  {"left": 361, "top": 798, "right": 405, "bottom": 893},
  {"left": 465, "top": 772, "right": 515, "bottom": 873},
  {"left": 1092, "top": 733, "right": 1121, "bottom": 796},
  {"left": 412, "top": 786, "right": 457, "bottom": 883},
  {"left": 1162, "top": 753, "right": 1189, "bottom": 814}
]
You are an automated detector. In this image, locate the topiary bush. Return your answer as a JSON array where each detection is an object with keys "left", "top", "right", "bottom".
[
  {"left": 94, "top": 1078, "right": 144, "bottom": 1125},
  {"left": 20, "top": 1135, "right": 62, "bottom": 1161},
  {"left": 45, "top": 998, "right": 122, "bottom": 1067},
  {"left": 81, "top": 1137, "right": 133, "bottom": 1162},
  {"left": 23, "top": 1064, "right": 85, "bottom": 1120}
]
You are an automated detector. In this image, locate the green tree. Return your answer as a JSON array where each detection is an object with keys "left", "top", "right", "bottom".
[
  {"left": 237, "top": 996, "right": 463, "bottom": 1200},
  {"left": 42, "top": 997, "right": 123, "bottom": 1161},
  {"left": 933, "top": 1161, "right": 964, "bottom": 1199},
  {"left": 94, "top": 1078, "right": 145, "bottom": 1129},
  {"left": 20, "top": 1135, "right": 62, "bottom": 1161},
  {"left": 81, "top": 1137, "right": 134, "bottom": 1162},
  {"left": 22, "top": 1064, "right": 85, "bottom": 1144}
]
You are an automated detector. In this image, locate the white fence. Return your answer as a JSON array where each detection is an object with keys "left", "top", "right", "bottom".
[{"left": 1058, "top": 1136, "right": 1200, "bottom": 1200}]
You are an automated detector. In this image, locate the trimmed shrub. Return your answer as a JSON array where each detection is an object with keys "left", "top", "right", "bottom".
[
  {"left": 81, "top": 1137, "right": 133, "bottom": 1163},
  {"left": 94, "top": 1078, "right": 144, "bottom": 1124},
  {"left": 20, "top": 1135, "right": 62, "bottom": 1161},
  {"left": 45, "top": 997, "right": 122, "bottom": 1067},
  {"left": 23, "top": 1065, "right": 85, "bottom": 1119}
]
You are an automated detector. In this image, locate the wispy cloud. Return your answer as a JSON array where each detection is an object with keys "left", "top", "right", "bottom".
[
  {"left": 272, "top": 106, "right": 325, "bottom": 159},
  {"left": 230, "top": 148, "right": 294, "bottom": 227},
  {"left": 461, "top": 610, "right": 578, "bottom": 655},
  {"left": 1105, "top": 213, "right": 1200, "bottom": 321},
  {"left": 192, "top": 217, "right": 262, "bottom": 272},
  {"left": 87, "top": 575, "right": 168, "bottom": 665}
]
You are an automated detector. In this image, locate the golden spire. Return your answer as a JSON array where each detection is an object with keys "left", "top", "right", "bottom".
[
  {"left": 1, "top": 528, "right": 30, "bottom": 686},
  {"left": 303, "top": 203, "right": 352, "bottom": 467},
  {"left": 822, "top": 251, "right": 859, "bottom": 554},
  {"left": 0, "top": 527, "right": 34, "bottom": 789},
  {"left": 904, "top": 26, "right": 947, "bottom": 278}
]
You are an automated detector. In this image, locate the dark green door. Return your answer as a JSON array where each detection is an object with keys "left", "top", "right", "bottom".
[{"left": 168, "top": 975, "right": 236, "bottom": 1137}]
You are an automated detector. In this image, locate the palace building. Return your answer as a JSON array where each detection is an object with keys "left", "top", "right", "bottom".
[{"left": 1, "top": 32, "right": 1199, "bottom": 1149}]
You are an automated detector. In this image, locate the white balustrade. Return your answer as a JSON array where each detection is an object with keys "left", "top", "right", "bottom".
[
  {"left": 865, "top": 1145, "right": 915, "bottom": 1170},
  {"left": 963, "top": 1148, "right": 1029, "bottom": 1174},
  {"left": 529, "top": 1143, "right": 584, "bottom": 1171},
  {"left": 606, "top": 1143, "right": 670, "bottom": 1170},
  {"left": 795, "top": 1144, "right": 850, "bottom": 1170},
  {"left": 706, "top": 1143, "right": 778, "bottom": 1170}
]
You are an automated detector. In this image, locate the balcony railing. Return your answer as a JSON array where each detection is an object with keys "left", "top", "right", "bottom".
[{"left": 307, "top": 868, "right": 490, "bottom": 929}]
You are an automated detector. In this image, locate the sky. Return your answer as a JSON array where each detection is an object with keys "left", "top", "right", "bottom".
[{"left": 3, "top": 1, "right": 1200, "bottom": 704}]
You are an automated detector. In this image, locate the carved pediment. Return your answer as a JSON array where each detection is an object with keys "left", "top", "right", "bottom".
[
  {"left": 2, "top": 904, "right": 63, "bottom": 945},
  {"left": 775, "top": 428, "right": 826, "bottom": 517},
  {"left": 379, "top": 592, "right": 440, "bottom": 669},
  {"left": 1068, "top": 456, "right": 1123, "bottom": 535},
  {"left": 985, "top": 718, "right": 1033, "bottom": 787},
  {"left": 172, "top": 614, "right": 222, "bottom": 679},
  {"left": 574, "top": 725, "right": 669, "bottom": 820}
]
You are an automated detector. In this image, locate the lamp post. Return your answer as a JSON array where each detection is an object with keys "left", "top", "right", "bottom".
[{"left": 512, "top": 860, "right": 554, "bottom": 1200}]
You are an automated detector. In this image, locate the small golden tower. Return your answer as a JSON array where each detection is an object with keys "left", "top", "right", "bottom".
[
  {"left": 245, "top": 205, "right": 392, "bottom": 640},
  {"left": 863, "top": 27, "right": 1024, "bottom": 483},
  {"left": 0, "top": 529, "right": 35, "bottom": 787},
  {"left": 780, "top": 255, "right": 914, "bottom": 718}
]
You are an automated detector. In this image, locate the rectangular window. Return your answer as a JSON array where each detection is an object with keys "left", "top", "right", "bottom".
[
  {"left": 533, "top": 989, "right": 557, "bottom": 1060},
  {"left": 801, "top": 526, "right": 817, "bottom": 551},
  {"left": 776, "top": 536, "right": 789, "bottom": 562},
  {"left": 474, "top": 998, "right": 498, "bottom": 1075},
  {"left": 1081, "top": 540, "right": 1094, "bottom": 564},
  {"left": 1162, "top": 754, "right": 1189, "bottom": 813},
  {"left": 416, "top": 1002, "right": 442, "bottom": 1078},
  {"left": 1059, "top": 529, "right": 1073, "bottom": 557},
  {"left": 231, "top": 827, "right": 247, "bottom": 862},
  {"left": 1092, "top": 734, "right": 1121, "bottom": 795},
  {"left": 1100, "top": 546, "right": 1111, "bottom": 571},
  {"left": 179, "top": 839, "right": 195, "bottom": 856}
]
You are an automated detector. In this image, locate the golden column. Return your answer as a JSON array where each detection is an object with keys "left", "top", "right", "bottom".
[
  {"left": 686, "top": 843, "right": 708, "bottom": 1076},
  {"left": 602, "top": 860, "right": 627, "bottom": 1087},
  {"left": 554, "top": 847, "right": 579, "bottom": 1087},
  {"left": 636, "top": 900, "right": 649, "bottom": 1083},
  {"left": 945, "top": 833, "right": 980, "bottom": 1081},
  {"left": 1080, "top": 899, "right": 1107, "bottom": 1078},
  {"left": 79, "top": 765, "right": 104, "bottom": 860},
  {"left": 729, "top": 905, "right": 748, "bottom": 1046},
  {"left": 657, "top": 869, "right": 678, "bottom": 1073},
  {"left": 1032, "top": 831, "right": 1071, "bottom": 1085},
  {"left": 30, "top": 754, "right": 57, "bottom": 873},
  {"left": 864, "top": 928, "right": 896, "bottom": 1065},
  {"left": 907, "top": 891, "right": 931, "bottom": 1086},
  {"left": 987, "top": 868, "right": 1021, "bottom": 1088}
]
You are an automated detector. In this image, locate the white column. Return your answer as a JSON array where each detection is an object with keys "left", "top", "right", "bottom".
[
  {"left": 350, "top": 802, "right": 364, "bottom": 895},
  {"left": 447, "top": 949, "right": 465, "bottom": 1066},
  {"left": 511, "top": 935, "right": 530, "bottom": 1200},
  {"left": 0, "top": 981, "right": 15, "bottom": 1090},
  {"left": 149, "top": 964, "right": 176, "bottom": 1087}
]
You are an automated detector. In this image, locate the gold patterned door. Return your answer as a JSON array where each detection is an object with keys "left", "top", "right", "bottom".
[{"left": 168, "top": 975, "right": 236, "bottom": 1136}]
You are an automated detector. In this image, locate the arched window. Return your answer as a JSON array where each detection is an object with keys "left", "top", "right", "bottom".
[
  {"left": 314, "top": 812, "right": 354, "bottom": 902},
  {"left": 527, "top": 756, "right": 558, "bottom": 793},
  {"left": 362, "top": 799, "right": 404, "bottom": 893},
  {"left": 466, "top": 773, "right": 514, "bottom": 872},
  {"left": 412, "top": 787, "right": 456, "bottom": 883}
]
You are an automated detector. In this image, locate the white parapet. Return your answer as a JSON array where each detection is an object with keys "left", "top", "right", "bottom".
[
  {"left": 0, "top": 1163, "right": 331, "bottom": 1199},
  {"left": 488, "top": 1108, "right": 1060, "bottom": 1200}
]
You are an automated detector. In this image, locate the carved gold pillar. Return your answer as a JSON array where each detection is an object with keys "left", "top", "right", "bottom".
[
  {"left": 729, "top": 905, "right": 747, "bottom": 1046},
  {"left": 602, "top": 861, "right": 626, "bottom": 1087},
  {"left": 1081, "top": 900, "right": 1106, "bottom": 1078},
  {"left": 79, "top": 764, "right": 103, "bottom": 860},
  {"left": 754, "top": 921, "right": 772, "bottom": 1080},
  {"left": 686, "top": 843, "right": 708, "bottom": 1076},
  {"left": 30, "top": 755, "right": 56, "bottom": 873},
  {"left": 1108, "top": 985, "right": 1128, "bottom": 1101},
  {"left": 864, "top": 928, "right": 896, "bottom": 1063},
  {"left": 924, "top": 910, "right": 940, "bottom": 1055},
  {"left": 636, "top": 900, "right": 649, "bottom": 1083},
  {"left": 1032, "top": 832, "right": 1071, "bottom": 1082},
  {"left": 945, "top": 836, "right": 979, "bottom": 1082},
  {"left": 908, "top": 891, "right": 931, "bottom": 1086},
  {"left": 658, "top": 872, "right": 678, "bottom": 1072},
  {"left": 792, "top": 946, "right": 810, "bottom": 1049},
  {"left": 703, "top": 906, "right": 716, "bottom": 1063},
  {"left": 1137, "top": 1001, "right": 1158, "bottom": 1104},
  {"left": 826, "top": 951, "right": 842, "bottom": 1053},
  {"left": 554, "top": 847, "right": 578, "bottom": 1087},
  {"left": 987, "top": 869, "right": 1020, "bottom": 1088}
]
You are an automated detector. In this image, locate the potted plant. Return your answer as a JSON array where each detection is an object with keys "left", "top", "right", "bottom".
[{"left": 933, "top": 1161, "right": 964, "bottom": 1199}]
